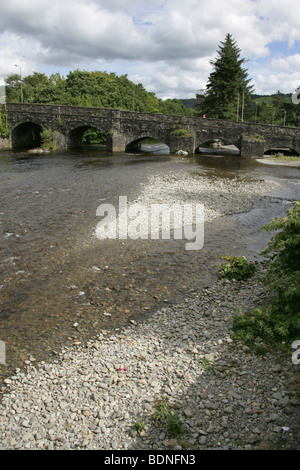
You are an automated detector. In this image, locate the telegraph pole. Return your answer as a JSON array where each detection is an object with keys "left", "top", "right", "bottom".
[
  {"left": 241, "top": 91, "right": 244, "bottom": 122},
  {"left": 15, "top": 64, "right": 23, "bottom": 103}
]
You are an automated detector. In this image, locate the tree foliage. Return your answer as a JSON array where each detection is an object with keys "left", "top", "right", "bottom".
[
  {"left": 0, "top": 106, "right": 9, "bottom": 137},
  {"left": 195, "top": 34, "right": 299, "bottom": 126},
  {"left": 249, "top": 90, "right": 300, "bottom": 127},
  {"left": 197, "top": 34, "right": 253, "bottom": 119},
  {"left": 40, "top": 128, "right": 56, "bottom": 150},
  {"left": 232, "top": 201, "right": 300, "bottom": 346},
  {"left": 218, "top": 255, "right": 256, "bottom": 281},
  {"left": 5, "top": 69, "right": 196, "bottom": 116}
]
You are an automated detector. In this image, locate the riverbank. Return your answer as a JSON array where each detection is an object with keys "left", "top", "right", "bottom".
[
  {"left": 134, "top": 170, "right": 280, "bottom": 223},
  {"left": 0, "top": 263, "right": 299, "bottom": 450},
  {"left": 96, "top": 169, "right": 280, "bottom": 239},
  {"left": 256, "top": 157, "right": 300, "bottom": 167},
  {"left": 0, "top": 169, "right": 299, "bottom": 450},
  {"left": 1, "top": 157, "right": 287, "bottom": 396}
]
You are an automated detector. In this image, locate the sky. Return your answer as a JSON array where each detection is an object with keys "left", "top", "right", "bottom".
[{"left": 0, "top": 0, "right": 299, "bottom": 100}]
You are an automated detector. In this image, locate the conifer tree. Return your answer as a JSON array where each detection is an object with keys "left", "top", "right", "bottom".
[{"left": 198, "top": 33, "right": 253, "bottom": 119}]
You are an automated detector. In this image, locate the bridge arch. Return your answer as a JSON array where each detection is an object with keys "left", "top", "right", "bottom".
[
  {"left": 125, "top": 136, "right": 170, "bottom": 154},
  {"left": 195, "top": 137, "right": 240, "bottom": 155},
  {"left": 264, "top": 147, "right": 299, "bottom": 157},
  {"left": 68, "top": 124, "right": 108, "bottom": 149},
  {"left": 11, "top": 121, "right": 43, "bottom": 149}
]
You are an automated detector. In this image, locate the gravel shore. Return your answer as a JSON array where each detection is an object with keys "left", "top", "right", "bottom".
[
  {"left": 135, "top": 171, "right": 280, "bottom": 222},
  {"left": 256, "top": 158, "right": 300, "bottom": 167},
  {"left": 0, "top": 171, "right": 299, "bottom": 450},
  {"left": 96, "top": 170, "right": 280, "bottom": 240},
  {"left": 0, "top": 265, "right": 299, "bottom": 450}
]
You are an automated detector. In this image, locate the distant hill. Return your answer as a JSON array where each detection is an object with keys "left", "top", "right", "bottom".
[
  {"left": 179, "top": 93, "right": 294, "bottom": 110},
  {"left": 250, "top": 93, "right": 293, "bottom": 104},
  {"left": 179, "top": 98, "right": 198, "bottom": 110}
]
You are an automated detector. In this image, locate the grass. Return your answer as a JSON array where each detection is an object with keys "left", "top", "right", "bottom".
[
  {"left": 152, "top": 393, "right": 184, "bottom": 439},
  {"left": 132, "top": 393, "right": 184, "bottom": 441},
  {"left": 267, "top": 154, "right": 299, "bottom": 161},
  {"left": 201, "top": 357, "right": 214, "bottom": 370},
  {"left": 167, "top": 410, "right": 183, "bottom": 438},
  {"left": 132, "top": 420, "right": 145, "bottom": 434}
]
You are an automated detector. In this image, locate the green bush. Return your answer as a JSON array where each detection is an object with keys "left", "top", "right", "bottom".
[
  {"left": 171, "top": 128, "right": 194, "bottom": 137},
  {"left": 232, "top": 201, "right": 300, "bottom": 346},
  {"left": 218, "top": 255, "right": 256, "bottom": 281},
  {"left": 167, "top": 411, "right": 183, "bottom": 438},
  {"left": 151, "top": 393, "right": 184, "bottom": 439},
  {"left": 41, "top": 128, "right": 56, "bottom": 150},
  {"left": 82, "top": 128, "right": 106, "bottom": 145},
  {"left": 0, "top": 107, "right": 9, "bottom": 137}
]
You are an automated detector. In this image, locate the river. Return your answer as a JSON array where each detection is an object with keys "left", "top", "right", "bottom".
[{"left": 0, "top": 147, "right": 299, "bottom": 387}]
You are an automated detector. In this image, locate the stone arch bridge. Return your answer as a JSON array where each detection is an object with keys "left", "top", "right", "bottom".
[{"left": 2, "top": 103, "right": 300, "bottom": 157}]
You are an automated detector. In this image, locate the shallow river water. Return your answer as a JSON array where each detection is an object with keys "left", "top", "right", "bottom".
[{"left": 0, "top": 148, "right": 299, "bottom": 386}]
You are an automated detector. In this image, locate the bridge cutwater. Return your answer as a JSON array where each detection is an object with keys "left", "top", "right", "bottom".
[{"left": 2, "top": 103, "right": 300, "bottom": 157}]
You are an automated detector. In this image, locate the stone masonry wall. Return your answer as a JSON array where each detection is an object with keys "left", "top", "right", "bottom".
[
  {"left": 0, "top": 137, "right": 11, "bottom": 150},
  {"left": 2, "top": 103, "right": 300, "bottom": 156}
]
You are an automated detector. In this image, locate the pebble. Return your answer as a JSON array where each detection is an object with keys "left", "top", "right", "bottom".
[{"left": 0, "top": 264, "right": 299, "bottom": 450}]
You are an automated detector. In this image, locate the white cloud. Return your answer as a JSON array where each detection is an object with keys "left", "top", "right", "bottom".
[
  {"left": 254, "top": 53, "right": 300, "bottom": 94},
  {"left": 0, "top": 0, "right": 299, "bottom": 97},
  {"left": 130, "top": 59, "right": 211, "bottom": 99},
  {"left": 270, "top": 54, "right": 300, "bottom": 72}
]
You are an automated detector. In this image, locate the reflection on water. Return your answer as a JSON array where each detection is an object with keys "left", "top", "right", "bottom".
[{"left": 0, "top": 148, "right": 299, "bottom": 386}]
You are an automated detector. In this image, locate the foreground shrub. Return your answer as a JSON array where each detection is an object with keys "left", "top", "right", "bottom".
[
  {"left": 232, "top": 201, "right": 300, "bottom": 346},
  {"left": 41, "top": 128, "right": 56, "bottom": 150},
  {"left": 218, "top": 255, "right": 256, "bottom": 281}
]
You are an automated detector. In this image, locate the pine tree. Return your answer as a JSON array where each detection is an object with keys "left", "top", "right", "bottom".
[{"left": 198, "top": 33, "right": 253, "bottom": 119}]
